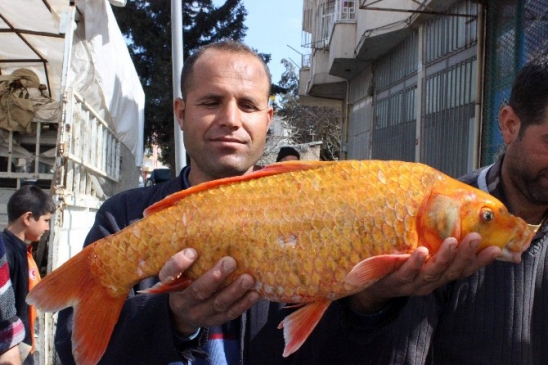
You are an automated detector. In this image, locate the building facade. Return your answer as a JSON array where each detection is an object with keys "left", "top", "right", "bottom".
[{"left": 299, "top": 0, "right": 548, "bottom": 177}]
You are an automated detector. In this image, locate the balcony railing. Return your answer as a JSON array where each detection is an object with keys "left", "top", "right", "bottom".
[
  {"left": 336, "top": 0, "right": 357, "bottom": 22},
  {"left": 303, "top": 0, "right": 357, "bottom": 49}
]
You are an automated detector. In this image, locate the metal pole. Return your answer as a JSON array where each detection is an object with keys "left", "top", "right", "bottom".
[{"left": 172, "top": 0, "right": 186, "bottom": 172}]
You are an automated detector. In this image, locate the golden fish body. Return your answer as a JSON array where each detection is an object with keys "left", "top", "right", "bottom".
[
  {"left": 27, "top": 160, "right": 534, "bottom": 365},
  {"left": 96, "top": 160, "right": 434, "bottom": 301}
]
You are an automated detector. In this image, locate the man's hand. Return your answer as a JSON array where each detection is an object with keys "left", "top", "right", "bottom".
[
  {"left": 158, "top": 248, "right": 260, "bottom": 336},
  {"left": 348, "top": 233, "right": 501, "bottom": 314}
]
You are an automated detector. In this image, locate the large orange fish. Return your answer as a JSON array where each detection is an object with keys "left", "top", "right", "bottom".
[{"left": 27, "top": 160, "right": 534, "bottom": 365}]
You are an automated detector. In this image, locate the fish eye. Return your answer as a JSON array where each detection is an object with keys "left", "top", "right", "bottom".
[{"left": 481, "top": 207, "right": 494, "bottom": 222}]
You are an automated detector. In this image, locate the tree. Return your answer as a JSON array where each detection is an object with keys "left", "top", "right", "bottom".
[
  {"left": 275, "top": 59, "right": 342, "bottom": 161},
  {"left": 112, "top": 0, "right": 248, "bottom": 169}
]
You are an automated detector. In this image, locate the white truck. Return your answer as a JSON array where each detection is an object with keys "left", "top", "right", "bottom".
[{"left": 0, "top": 0, "right": 144, "bottom": 363}]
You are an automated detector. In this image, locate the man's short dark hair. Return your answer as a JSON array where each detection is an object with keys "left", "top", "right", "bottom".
[
  {"left": 180, "top": 40, "right": 272, "bottom": 100},
  {"left": 508, "top": 51, "right": 548, "bottom": 136},
  {"left": 7, "top": 185, "right": 55, "bottom": 222}
]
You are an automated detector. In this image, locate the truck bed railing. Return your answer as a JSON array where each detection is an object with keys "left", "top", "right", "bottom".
[
  {"left": 52, "top": 89, "right": 121, "bottom": 208},
  {"left": 63, "top": 90, "right": 121, "bottom": 182}
]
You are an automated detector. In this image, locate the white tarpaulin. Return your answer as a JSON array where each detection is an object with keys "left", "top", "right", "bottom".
[{"left": 0, "top": 0, "right": 144, "bottom": 165}]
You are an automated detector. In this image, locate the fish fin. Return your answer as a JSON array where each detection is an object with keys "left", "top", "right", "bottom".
[
  {"left": 283, "top": 303, "right": 307, "bottom": 309},
  {"left": 277, "top": 299, "right": 331, "bottom": 357},
  {"left": 344, "top": 254, "right": 411, "bottom": 287},
  {"left": 139, "top": 276, "right": 193, "bottom": 294},
  {"left": 27, "top": 245, "right": 127, "bottom": 365},
  {"left": 144, "top": 160, "right": 335, "bottom": 217}
]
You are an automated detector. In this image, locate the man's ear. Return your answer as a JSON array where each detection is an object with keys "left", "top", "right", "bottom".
[
  {"left": 499, "top": 105, "right": 521, "bottom": 144},
  {"left": 173, "top": 98, "right": 185, "bottom": 131},
  {"left": 265, "top": 105, "right": 274, "bottom": 130}
]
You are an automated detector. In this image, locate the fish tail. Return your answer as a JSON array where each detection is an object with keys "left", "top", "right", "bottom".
[{"left": 27, "top": 245, "right": 127, "bottom": 365}]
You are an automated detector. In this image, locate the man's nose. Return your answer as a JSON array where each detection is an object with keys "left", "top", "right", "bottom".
[{"left": 219, "top": 101, "right": 242, "bottom": 129}]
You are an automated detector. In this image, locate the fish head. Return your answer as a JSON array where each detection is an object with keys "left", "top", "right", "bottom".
[
  {"left": 457, "top": 188, "right": 534, "bottom": 262},
  {"left": 419, "top": 179, "right": 534, "bottom": 262}
]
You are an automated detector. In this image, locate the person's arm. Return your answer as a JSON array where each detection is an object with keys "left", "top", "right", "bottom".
[
  {"left": 54, "top": 202, "right": 204, "bottom": 364},
  {"left": 55, "top": 254, "right": 258, "bottom": 365},
  {"left": 54, "top": 194, "right": 259, "bottom": 365},
  {"left": 347, "top": 232, "right": 502, "bottom": 315},
  {"left": 306, "top": 233, "right": 502, "bottom": 365},
  {"left": 159, "top": 233, "right": 502, "bottom": 365}
]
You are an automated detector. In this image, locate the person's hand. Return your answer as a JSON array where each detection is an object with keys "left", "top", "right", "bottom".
[
  {"left": 159, "top": 248, "right": 260, "bottom": 336},
  {"left": 348, "top": 233, "right": 501, "bottom": 314}
]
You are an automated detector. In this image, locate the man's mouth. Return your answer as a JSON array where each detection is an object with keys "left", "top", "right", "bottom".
[{"left": 210, "top": 136, "right": 246, "bottom": 145}]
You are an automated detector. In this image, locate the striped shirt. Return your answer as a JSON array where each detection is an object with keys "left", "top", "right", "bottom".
[{"left": 0, "top": 235, "right": 25, "bottom": 353}]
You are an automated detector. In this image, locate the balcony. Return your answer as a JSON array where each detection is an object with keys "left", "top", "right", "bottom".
[
  {"left": 355, "top": 0, "right": 464, "bottom": 61},
  {"left": 299, "top": 0, "right": 359, "bottom": 102}
]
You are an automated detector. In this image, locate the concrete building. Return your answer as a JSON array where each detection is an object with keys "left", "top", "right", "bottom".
[{"left": 298, "top": 0, "right": 548, "bottom": 178}]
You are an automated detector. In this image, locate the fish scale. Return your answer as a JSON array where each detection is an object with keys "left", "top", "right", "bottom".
[
  {"left": 93, "top": 161, "right": 434, "bottom": 301},
  {"left": 27, "top": 160, "right": 534, "bottom": 365}
]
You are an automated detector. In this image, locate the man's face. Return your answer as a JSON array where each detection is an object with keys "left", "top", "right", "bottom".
[
  {"left": 26, "top": 212, "right": 51, "bottom": 242},
  {"left": 504, "top": 106, "right": 548, "bottom": 205},
  {"left": 175, "top": 49, "right": 273, "bottom": 185}
]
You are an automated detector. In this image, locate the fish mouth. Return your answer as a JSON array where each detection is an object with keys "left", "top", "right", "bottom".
[{"left": 497, "top": 228, "right": 535, "bottom": 263}]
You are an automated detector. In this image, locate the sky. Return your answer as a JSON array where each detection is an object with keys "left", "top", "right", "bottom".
[{"left": 214, "top": 0, "right": 307, "bottom": 84}]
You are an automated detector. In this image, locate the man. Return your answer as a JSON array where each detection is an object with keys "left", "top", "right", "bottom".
[
  {"left": 336, "top": 53, "right": 548, "bottom": 364},
  {"left": 55, "top": 40, "right": 499, "bottom": 364}
]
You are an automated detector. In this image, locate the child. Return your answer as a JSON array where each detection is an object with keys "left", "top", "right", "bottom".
[{"left": 3, "top": 185, "right": 55, "bottom": 365}]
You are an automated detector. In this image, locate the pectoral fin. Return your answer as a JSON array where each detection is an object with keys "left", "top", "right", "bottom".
[
  {"left": 344, "top": 254, "right": 411, "bottom": 287},
  {"left": 278, "top": 299, "right": 331, "bottom": 357}
]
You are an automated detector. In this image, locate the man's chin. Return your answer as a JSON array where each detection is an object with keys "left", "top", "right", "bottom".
[{"left": 214, "top": 159, "right": 254, "bottom": 178}]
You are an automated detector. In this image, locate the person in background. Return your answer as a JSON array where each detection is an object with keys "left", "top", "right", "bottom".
[
  {"left": 338, "top": 52, "right": 548, "bottom": 364},
  {"left": 3, "top": 185, "right": 55, "bottom": 365},
  {"left": 55, "top": 40, "right": 499, "bottom": 365},
  {"left": 0, "top": 235, "right": 24, "bottom": 365},
  {"left": 276, "top": 146, "right": 300, "bottom": 162}
]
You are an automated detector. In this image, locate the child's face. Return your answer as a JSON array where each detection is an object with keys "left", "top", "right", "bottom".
[{"left": 26, "top": 212, "right": 52, "bottom": 242}]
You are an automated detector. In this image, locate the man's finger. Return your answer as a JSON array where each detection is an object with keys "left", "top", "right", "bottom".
[
  {"left": 159, "top": 248, "right": 198, "bottom": 281},
  {"left": 212, "top": 274, "right": 256, "bottom": 313},
  {"left": 399, "top": 246, "right": 429, "bottom": 278},
  {"left": 421, "top": 238, "right": 457, "bottom": 282},
  {"left": 187, "top": 257, "right": 237, "bottom": 302}
]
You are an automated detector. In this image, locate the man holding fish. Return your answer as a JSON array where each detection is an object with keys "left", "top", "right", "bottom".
[
  {"left": 49, "top": 40, "right": 529, "bottom": 365},
  {"left": 333, "top": 53, "right": 548, "bottom": 364}
]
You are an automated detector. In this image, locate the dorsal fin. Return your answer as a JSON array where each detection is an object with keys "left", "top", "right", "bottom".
[{"left": 143, "top": 160, "right": 334, "bottom": 217}]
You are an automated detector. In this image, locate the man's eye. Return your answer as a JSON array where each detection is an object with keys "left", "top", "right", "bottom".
[
  {"left": 240, "top": 103, "right": 257, "bottom": 111},
  {"left": 199, "top": 100, "right": 219, "bottom": 107}
]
